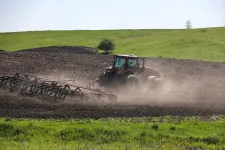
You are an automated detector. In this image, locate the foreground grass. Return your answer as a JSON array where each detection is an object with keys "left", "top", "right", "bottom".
[
  {"left": 0, "top": 27, "right": 225, "bottom": 61},
  {"left": 0, "top": 116, "right": 225, "bottom": 150}
]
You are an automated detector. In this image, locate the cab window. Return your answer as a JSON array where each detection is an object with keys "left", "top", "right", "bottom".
[
  {"left": 114, "top": 57, "right": 126, "bottom": 69},
  {"left": 128, "top": 59, "right": 137, "bottom": 68}
]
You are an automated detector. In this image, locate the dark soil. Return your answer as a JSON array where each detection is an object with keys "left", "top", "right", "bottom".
[
  {"left": 0, "top": 95, "right": 225, "bottom": 119},
  {"left": 0, "top": 48, "right": 225, "bottom": 119},
  {"left": 15, "top": 46, "right": 98, "bottom": 54}
]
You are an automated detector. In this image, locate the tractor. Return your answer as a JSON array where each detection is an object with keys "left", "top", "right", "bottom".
[{"left": 96, "top": 54, "right": 162, "bottom": 90}]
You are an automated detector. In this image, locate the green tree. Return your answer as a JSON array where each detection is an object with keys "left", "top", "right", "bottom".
[{"left": 97, "top": 39, "right": 115, "bottom": 54}]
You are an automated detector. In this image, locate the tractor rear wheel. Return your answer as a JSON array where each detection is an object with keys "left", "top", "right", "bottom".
[{"left": 99, "top": 71, "right": 114, "bottom": 85}]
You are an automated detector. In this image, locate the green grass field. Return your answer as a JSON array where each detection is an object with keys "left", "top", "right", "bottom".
[
  {"left": 1, "top": 116, "right": 225, "bottom": 150},
  {"left": 0, "top": 27, "right": 225, "bottom": 61}
]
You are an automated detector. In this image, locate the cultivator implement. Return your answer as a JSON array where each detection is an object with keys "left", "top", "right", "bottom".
[{"left": 0, "top": 73, "right": 117, "bottom": 103}]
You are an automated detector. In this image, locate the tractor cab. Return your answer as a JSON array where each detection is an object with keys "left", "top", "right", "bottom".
[
  {"left": 112, "top": 54, "right": 140, "bottom": 74},
  {"left": 98, "top": 53, "right": 161, "bottom": 87}
]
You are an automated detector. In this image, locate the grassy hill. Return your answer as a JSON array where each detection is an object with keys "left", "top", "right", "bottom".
[{"left": 0, "top": 27, "right": 225, "bottom": 61}]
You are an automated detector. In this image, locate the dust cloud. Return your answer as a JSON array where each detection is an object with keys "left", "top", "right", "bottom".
[
  {"left": 111, "top": 61, "right": 225, "bottom": 108},
  {"left": 31, "top": 62, "right": 225, "bottom": 108}
]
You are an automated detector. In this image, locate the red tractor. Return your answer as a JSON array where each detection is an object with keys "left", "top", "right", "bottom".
[{"left": 97, "top": 54, "right": 162, "bottom": 89}]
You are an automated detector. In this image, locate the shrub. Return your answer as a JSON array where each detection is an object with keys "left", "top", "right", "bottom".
[{"left": 97, "top": 39, "right": 115, "bottom": 53}]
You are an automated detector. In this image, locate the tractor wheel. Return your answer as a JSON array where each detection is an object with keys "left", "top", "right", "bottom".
[{"left": 125, "top": 74, "right": 140, "bottom": 86}]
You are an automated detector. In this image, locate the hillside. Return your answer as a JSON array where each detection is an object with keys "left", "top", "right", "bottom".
[{"left": 0, "top": 27, "right": 225, "bottom": 61}]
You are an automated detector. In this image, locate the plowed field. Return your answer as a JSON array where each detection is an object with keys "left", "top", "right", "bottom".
[{"left": 1, "top": 48, "right": 225, "bottom": 118}]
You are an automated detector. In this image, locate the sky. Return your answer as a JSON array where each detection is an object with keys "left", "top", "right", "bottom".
[{"left": 0, "top": 0, "right": 224, "bottom": 32}]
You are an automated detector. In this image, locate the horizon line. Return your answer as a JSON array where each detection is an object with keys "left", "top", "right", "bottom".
[{"left": 0, "top": 26, "right": 224, "bottom": 34}]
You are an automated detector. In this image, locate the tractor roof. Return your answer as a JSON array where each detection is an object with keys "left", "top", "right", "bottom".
[{"left": 115, "top": 54, "right": 138, "bottom": 58}]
